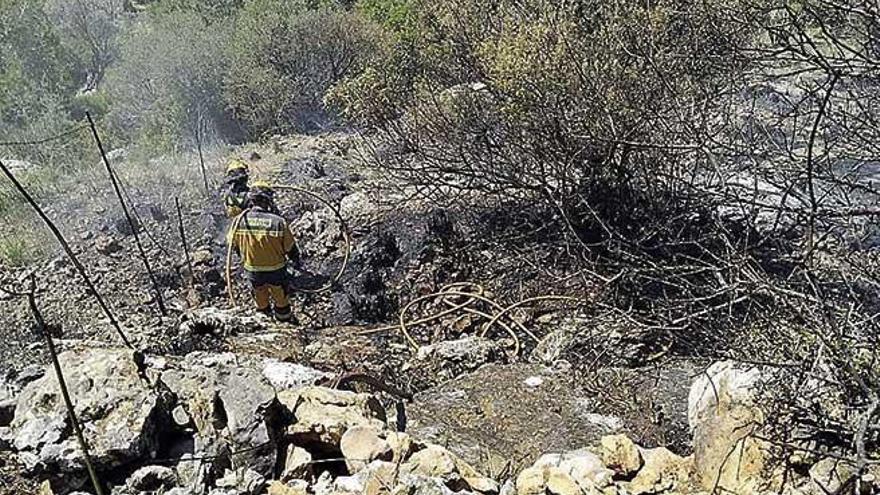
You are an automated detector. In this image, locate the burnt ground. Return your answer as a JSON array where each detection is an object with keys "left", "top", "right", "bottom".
[{"left": 0, "top": 133, "right": 705, "bottom": 492}]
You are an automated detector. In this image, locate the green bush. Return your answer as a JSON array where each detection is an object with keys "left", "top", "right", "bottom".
[
  {"left": 224, "top": 2, "right": 383, "bottom": 136},
  {"left": 329, "top": 0, "right": 750, "bottom": 220},
  {"left": 104, "top": 10, "right": 235, "bottom": 151},
  {"left": 0, "top": 0, "right": 78, "bottom": 132}
]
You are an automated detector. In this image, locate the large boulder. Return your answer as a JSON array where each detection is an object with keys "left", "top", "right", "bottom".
[
  {"left": 287, "top": 386, "right": 387, "bottom": 447},
  {"left": 515, "top": 451, "right": 614, "bottom": 495},
  {"left": 340, "top": 426, "right": 392, "bottom": 473},
  {"left": 10, "top": 348, "right": 166, "bottom": 474},
  {"left": 687, "top": 361, "right": 771, "bottom": 494},
  {"left": 160, "top": 352, "right": 279, "bottom": 477},
  {"left": 408, "top": 364, "right": 624, "bottom": 475}
]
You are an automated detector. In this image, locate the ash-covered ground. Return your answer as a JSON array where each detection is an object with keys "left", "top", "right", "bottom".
[{"left": 0, "top": 133, "right": 705, "bottom": 494}]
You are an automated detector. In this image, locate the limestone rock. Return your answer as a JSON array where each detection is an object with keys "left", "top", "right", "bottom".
[
  {"left": 516, "top": 466, "right": 548, "bottom": 495},
  {"left": 809, "top": 458, "right": 857, "bottom": 494},
  {"left": 625, "top": 447, "right": 691, "bottom": 495},
  {"left": 126, "top": 465, "right": 177, "bottom": 492},
  {"left": 599, "top": 435, "right": 643, "bottom": 478},
  {"left": 39, "top": 480, "right": 54, "bottom": 495},
  {"left": 516, "top": 451, "right": 613, "bottom": 495},
  {"left": 414, "top": 337, "right": 505, "bottom": 379},
  {"left": 95, "top": 235, "right": 122, "bottom": 255},
  {"left": 545, "top": 468, "right": 582, "bottom": 495},
  {"left": 262, "top": 359, "right": 330, "bottom": 391},
  {"left": 268, "top": 480, "right": 309, "bottom": 495},
  {"left": 10, "top": 348, "right": 164, "bottom": 473},
  {"left": 191, "top": 249, "right": 214, "bottom": 265},
  {"left": 281, "top": 445, "right": 313, "bottom": 481},
  {"left": 404, "top": 444, "right": 459, "bottom": 481},
  {"left": 362, "top": 461, "right": 399, "bottom": 495},
  {"left": 386, "top": 431, "right": 418, "bottom": 463},
  {"left": 288, "top": 386, "right": 386, "bottom": 446},
  {"left": 359, "top": 458, "right": 480, "bottom": 495},
  {"left": 465, "top": 476, "right": 501, "bottom": 494},
  {"left": 160, "top": 352, "right": 279, "bottom": 476},
  {"left": 340, "top": 426, "right": 392, "bottom": 472},
  {"left": 688, "top": 361, "right": 770, "bottom": 493},
  {"left": 688, "top": 361, "right": 762, "bottom": 431}
]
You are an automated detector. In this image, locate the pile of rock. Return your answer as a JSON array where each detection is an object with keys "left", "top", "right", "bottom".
[
  {"left": 514, "top": 435, "right": 691, "bottom": 495},
  {"left": 2, "top": 349, "right": 876, "bottom": 495}
]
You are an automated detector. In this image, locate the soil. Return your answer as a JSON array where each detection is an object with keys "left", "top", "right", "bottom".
[{"left": 0, "top": 132, "right": 700, "bottom": 492}]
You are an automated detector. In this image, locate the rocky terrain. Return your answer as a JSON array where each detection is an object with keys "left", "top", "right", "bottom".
[
  {"left": 0, "top": 343, "right": 867, "bottom": 495},
  {"left": 0, "top": 133, "right": 870, "bottom": 494}
]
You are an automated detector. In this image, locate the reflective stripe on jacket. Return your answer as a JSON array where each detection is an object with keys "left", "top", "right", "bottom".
[{"left": 227, "top": 207, "right": 296, "bottom": 272}]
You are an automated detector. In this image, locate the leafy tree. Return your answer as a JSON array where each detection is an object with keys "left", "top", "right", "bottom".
[
  {"left": 0, "top": 0, "right": 77, "bottom": 130},
  {"left": 224, "top": 1, "right": 382, "bottom": 136},
  {"left": 104, "top": 10, "right": 237, "bottom": 151},
  {"left": 356, "top": 0, "right": 415, "bottom": 37},
  {"left": 43, "top": 0, "right": 129, "bottom": 90},
  {"left": 146, "top": 0, "right": 244, "bottom": 22}
]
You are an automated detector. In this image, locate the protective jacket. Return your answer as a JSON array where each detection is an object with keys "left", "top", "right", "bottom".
[
  {"left": 223, "top": 183, "right": 249, "bottom": 218},
  {"left": 228, "top": 207, "right": 296, "bottom": 272}
]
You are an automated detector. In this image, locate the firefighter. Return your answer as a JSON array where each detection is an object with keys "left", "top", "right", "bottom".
[
  {"left": 223, "top": 159, "right": 250, "bottom": 218},
  {"left": 227, "top": 183, "right": 297, "bottom": 321}
]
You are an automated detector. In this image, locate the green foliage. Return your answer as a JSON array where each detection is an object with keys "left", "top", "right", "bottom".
[
  {"left": 43, "top": 0, "right": 129, "bottom": 90},
  {"left": 329, "top": 0, "right": 750, "bottom": 211},
  {"left": 224, "top": 2, "right": 382, "bottom": 136},
  {"left": 356, "top": 0, "right": 415, "bottom": 36},
  {"left": 0, "top": 231, "right": 44, "bottom": 267},
  {"left": 104, "top": 9, "right": 234, "bottom": 151},
  {"left": 147, "top": 0, "right": 244, "bottom": 22},
  {"left": 0, "top": 0, "right": 77, "bottom": 130}
]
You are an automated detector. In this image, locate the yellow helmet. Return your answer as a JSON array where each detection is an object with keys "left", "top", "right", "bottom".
[
  {"left": 248, "top": 180, "right": 275, "bottom": 204},
  {"left": 225, "top": 158, "right": 249, "bottom": 175}
]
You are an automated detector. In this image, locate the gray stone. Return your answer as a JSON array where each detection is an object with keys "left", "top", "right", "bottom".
[
  {"left": 261, "top": 359, "right": 330, "bottom": 391},
  {"left": 10, "top": 348, "right": 164, "bottom": 473},
  {"left": 95, "top": 235, "right": 122, "bottom": 255},
  {"left": 127, "top": 465, "right": 176, "bottom": 492},
  {"left": 14, "top": 364, "right": 46, "bottom": 388},
  {"left": 160, "top": 352, "right": 279, "bottom": 477},
  {"left": 214, "top": 468, "right": 266, "bottom": 495},
  {"left": 414, "top": 337, "right": 505, "bottom": 380},
  {"left": 288, "top": 387, "right": 387, "bottom": 446}
]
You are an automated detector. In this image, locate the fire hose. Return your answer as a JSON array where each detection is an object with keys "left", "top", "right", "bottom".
[{"left": 223, "top": 184, "right": 588, "bottom": 358}]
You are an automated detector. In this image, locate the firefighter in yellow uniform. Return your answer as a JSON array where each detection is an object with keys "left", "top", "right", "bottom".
[
  {"left": 223, "top": 159, "right": 250, "bottom": 218},
  {"left": 227, "top": 184, "right": 297, "bottom": 321}
]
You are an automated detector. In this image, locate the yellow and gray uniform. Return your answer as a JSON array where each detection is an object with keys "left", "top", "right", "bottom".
[
  {"left": 223, "top": 183, "right": 249, "bottom": 218},
  {"left": 227, "top": 207, "right": 297, "bottom": 319}
]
